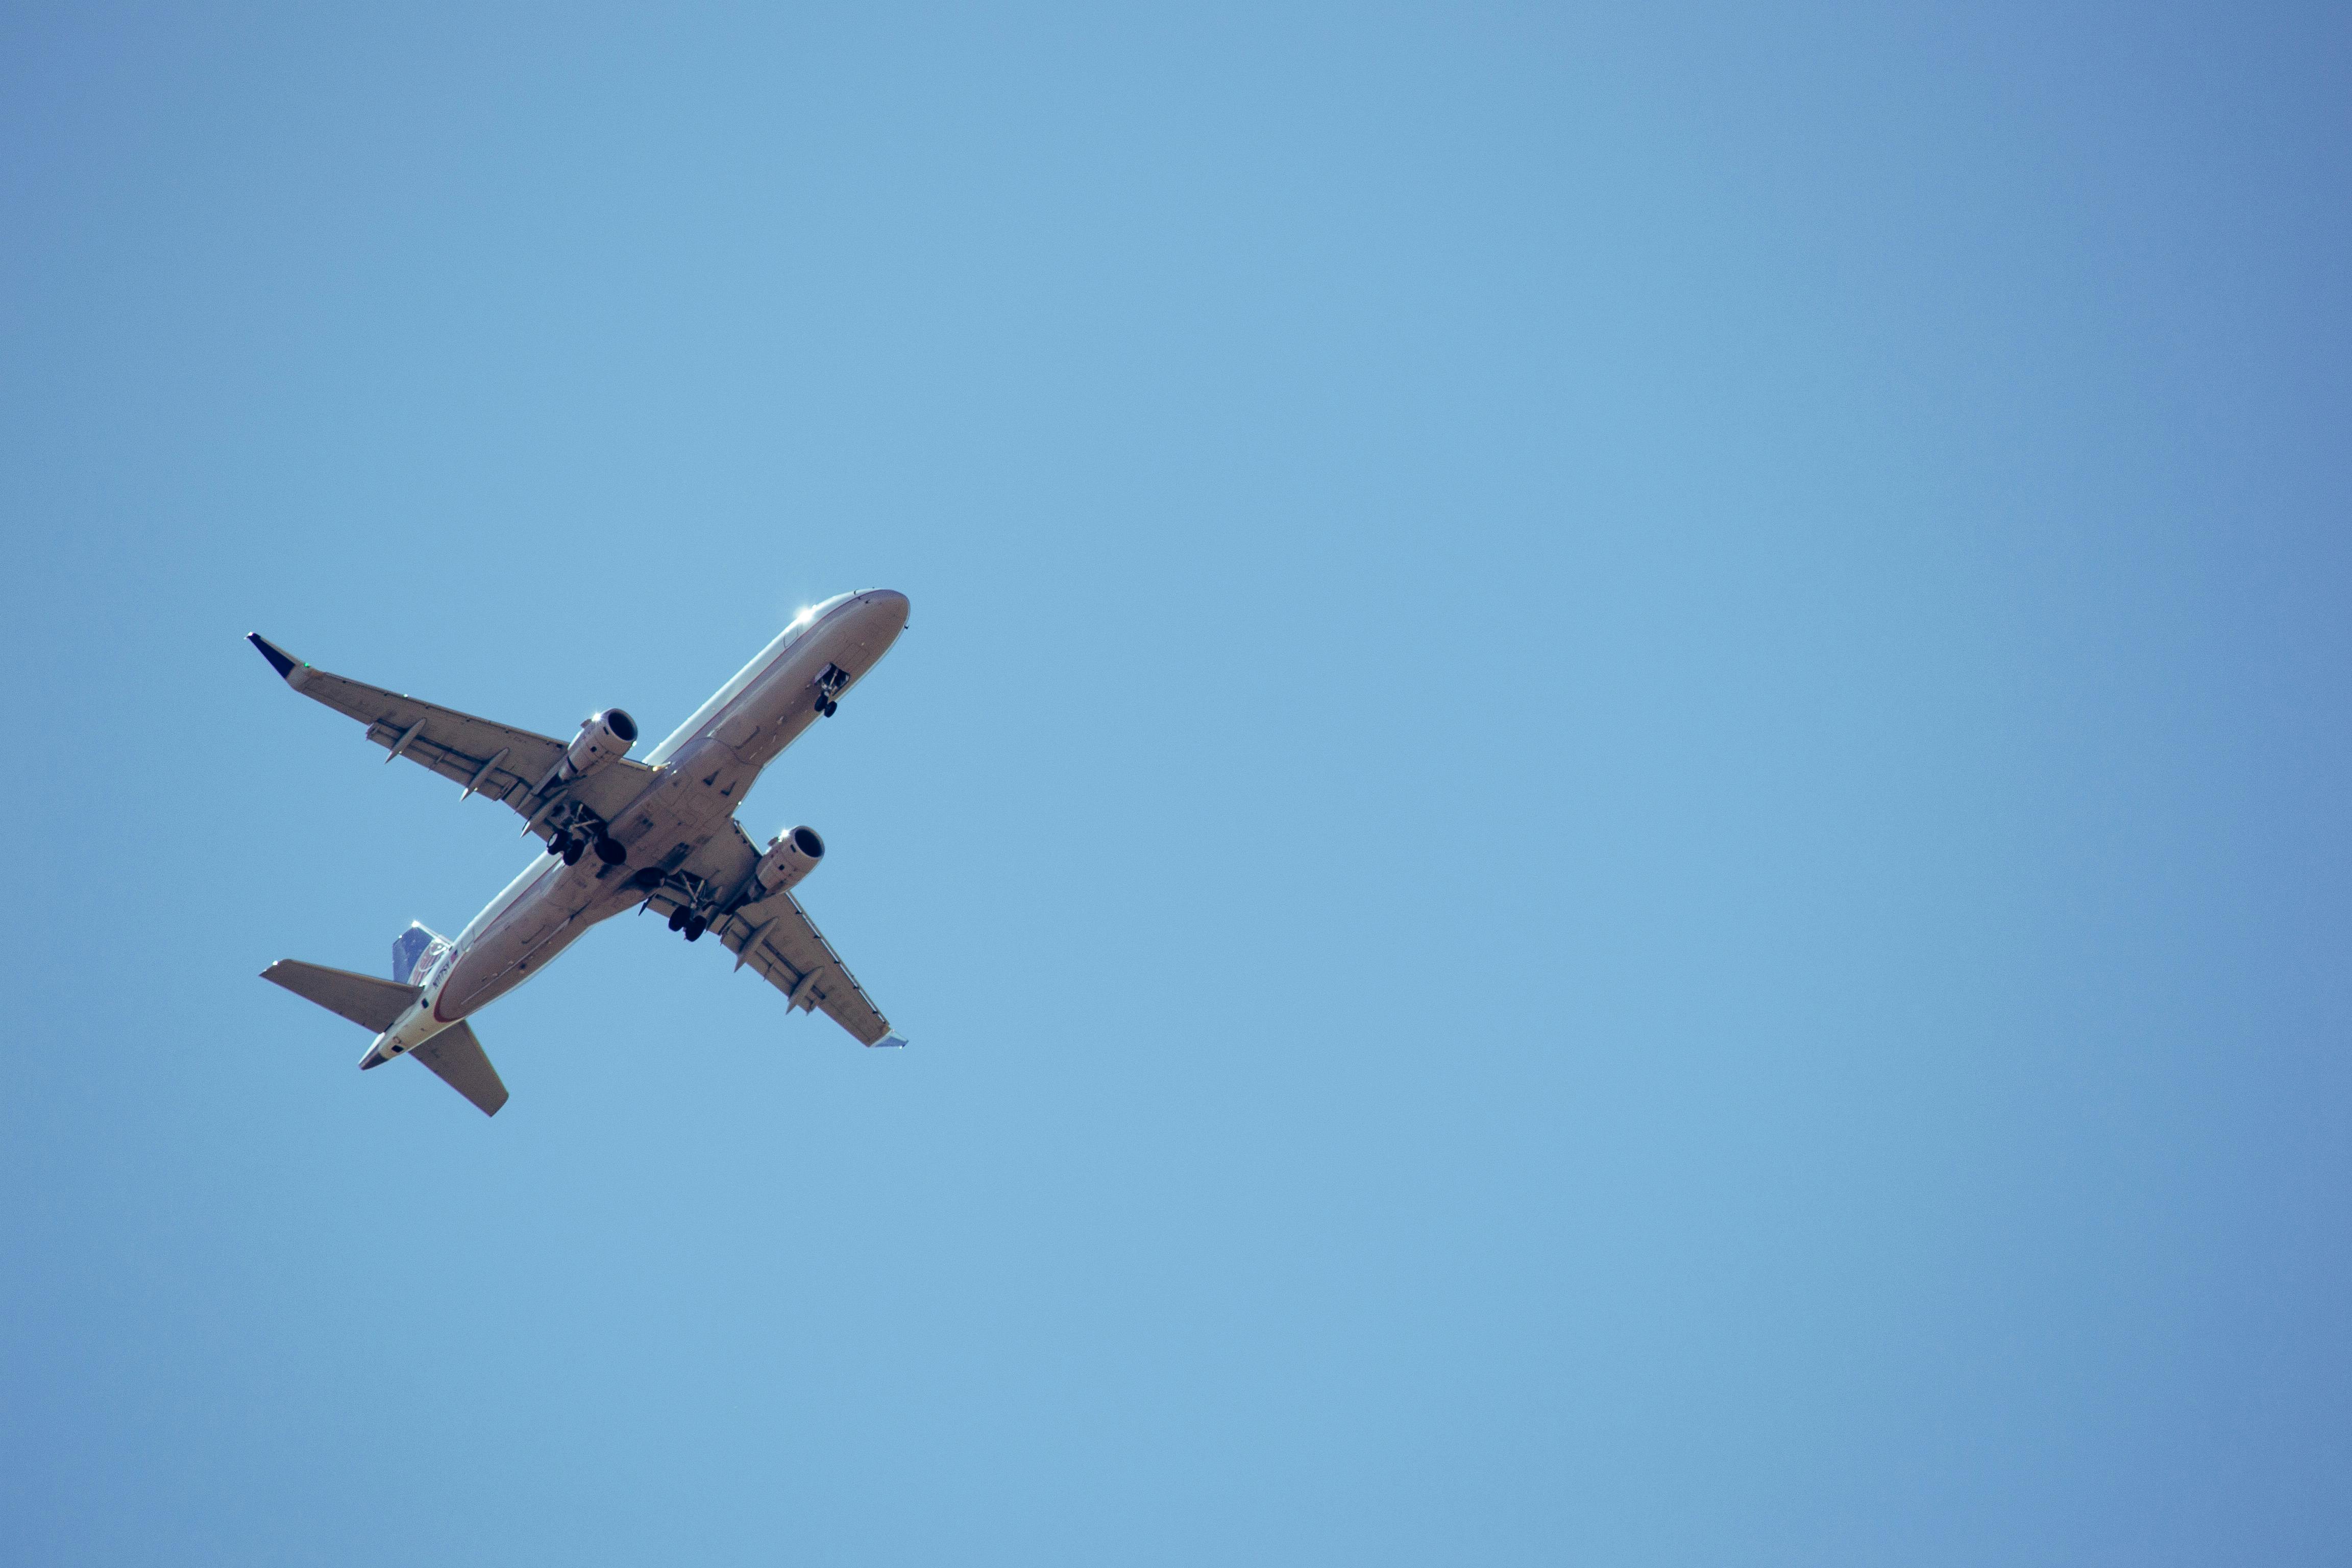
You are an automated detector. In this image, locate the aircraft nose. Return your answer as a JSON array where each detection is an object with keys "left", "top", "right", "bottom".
[{"left": 850, "top": 590, "right": 911, "bottom": 645}]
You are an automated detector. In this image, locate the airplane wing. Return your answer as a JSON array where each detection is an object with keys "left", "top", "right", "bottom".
[
  {"left": 650, "top": 820, "right": 904, "bottom": 1047},
  {"left": 247, "top": 633, "right": 655, "bottom": 834}
]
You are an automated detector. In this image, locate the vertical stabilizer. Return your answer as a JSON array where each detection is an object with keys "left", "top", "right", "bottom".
[{"left": 393, "top": 923, "right": 450, "bottom": 984}]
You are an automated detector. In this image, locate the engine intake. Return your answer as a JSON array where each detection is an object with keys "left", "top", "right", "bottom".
[
  {"left": 755, "top": 825, "right": 825, "bottom": 895},
  {"left": 561, "top": 707, "right": 638, "bottom": 780}
]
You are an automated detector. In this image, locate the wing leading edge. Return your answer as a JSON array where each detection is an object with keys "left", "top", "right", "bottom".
[{"left": 246, "top": 633, "right": 654, "bottom": 835}]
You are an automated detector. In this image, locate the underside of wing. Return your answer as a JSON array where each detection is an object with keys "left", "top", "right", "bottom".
[
  {"left": 644, "top": 820, "right": 901, "bottom": 1046},
  {"left": 720, "top": 890, "right": 900, "bottom": 1046},
  {"left": 247, "top": 633, "right": 654, "bottom": 831}
]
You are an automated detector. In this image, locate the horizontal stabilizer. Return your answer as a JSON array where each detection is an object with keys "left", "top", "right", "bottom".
[
  {"left": 261, "top": 960, "right": 420, "bottom": 1032},
  {"left": 413, "top": 1022, "right": 508, "bottom": 1117}
]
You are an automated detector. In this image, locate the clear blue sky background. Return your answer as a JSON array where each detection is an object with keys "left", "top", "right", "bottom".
[{"left": 4, "top": 4, "right": 2347, "bottom": 1562}]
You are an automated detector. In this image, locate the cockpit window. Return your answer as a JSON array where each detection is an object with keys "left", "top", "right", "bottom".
[{"left": 783, "top": 593, "right": 856, "bottom": 644}]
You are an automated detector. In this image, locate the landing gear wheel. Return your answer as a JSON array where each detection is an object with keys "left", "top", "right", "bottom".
[
  {"left": 561, "top": 838, "right": 585, "bottom": 865},
  {"left": 595, "top": 835, "right": 627, "bottom": 866},
  {"left": 667, "top": 906, "right": 689, "bottom": 933},
  {"left": 822, "top": 700, "right": 838, "bottom": 718},
  {"left": 683, "top": 918, "right": 707, "bottom": 942},
  {"left": 544, "top": 835, "right": 563, "bottom": 856}
]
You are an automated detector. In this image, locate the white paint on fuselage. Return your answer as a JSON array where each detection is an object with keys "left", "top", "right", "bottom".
[
  {"left": 366, "top": 590, "right": 908, "bottom": 1056},
  {"left": 645, "top": 591, "right": 858, "bottom": 766}
]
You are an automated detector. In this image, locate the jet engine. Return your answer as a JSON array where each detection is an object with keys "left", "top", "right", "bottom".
[
  {"left": 560, "top": 708, "right": 639, "bottom": 780},
  {"left": 755, "top": 825, "right": 825, "bottom": 894}
]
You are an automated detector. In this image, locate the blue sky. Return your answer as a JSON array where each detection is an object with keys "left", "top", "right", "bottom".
[{"left": 4, "top": 4, "right": 2348, "bottom": 1562}]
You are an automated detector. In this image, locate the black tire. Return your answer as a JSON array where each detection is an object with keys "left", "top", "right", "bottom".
[
  {"left": 561, "top": 840, "right": 584, "bottom": 865},
  {"left": 683, "top": 919, "right": 706, "bottom": 942},
  {"left": 668, "top": 907, "right": 689, "bottom": 932},
  {"left": 544, "top": 836, "right": 562, "bottom": 856},
  {"left": 823, "top": 700, "right": 838, "bottom": 717}
]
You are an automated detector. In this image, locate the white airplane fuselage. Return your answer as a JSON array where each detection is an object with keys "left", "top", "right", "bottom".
[{"left": 365, "top": 590, "right": 908, "bottom": 1066}]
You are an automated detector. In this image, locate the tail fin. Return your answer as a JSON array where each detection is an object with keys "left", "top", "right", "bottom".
[{"left": 392, "top": 922, "right": 451, "bottom": 984}]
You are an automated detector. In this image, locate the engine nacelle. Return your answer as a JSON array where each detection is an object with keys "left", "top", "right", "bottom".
[
  {"left": 756, "top": 825, "right": 825, "bottom": 894},
  {"left": 561, "top": 708, "right": 638, "bottom": 779}
]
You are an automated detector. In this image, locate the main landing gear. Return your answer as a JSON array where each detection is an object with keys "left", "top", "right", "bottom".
[
  {"left": 641, "top": 867, "right": 718, "bottom": 943},
  {"left": 546, "top": 830, "right": 627, "bottom": 867}
]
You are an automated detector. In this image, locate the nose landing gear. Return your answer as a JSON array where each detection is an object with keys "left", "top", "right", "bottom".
[{"left": 813, "top": 663, "right": 849, "bottom": 718}]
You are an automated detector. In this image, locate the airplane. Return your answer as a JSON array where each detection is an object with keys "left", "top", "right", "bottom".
[{"left": 248, "top": 589, "right": 912, "bottom": 1117}]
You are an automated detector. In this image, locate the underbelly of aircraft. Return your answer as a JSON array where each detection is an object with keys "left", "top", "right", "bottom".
[
  {"left": 438, "top": 886, "right": 605, "bottom": 1019},
  {"left": 435, "top": 772, "right": 739, "bottom": 1021}
]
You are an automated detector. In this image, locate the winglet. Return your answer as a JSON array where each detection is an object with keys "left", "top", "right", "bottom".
[
  {"left": 871, "top": 1034, "right": 909, "bottom": 1049},
  {"left": 247, "top": 632, "right": 300, "bottom": 680}
]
